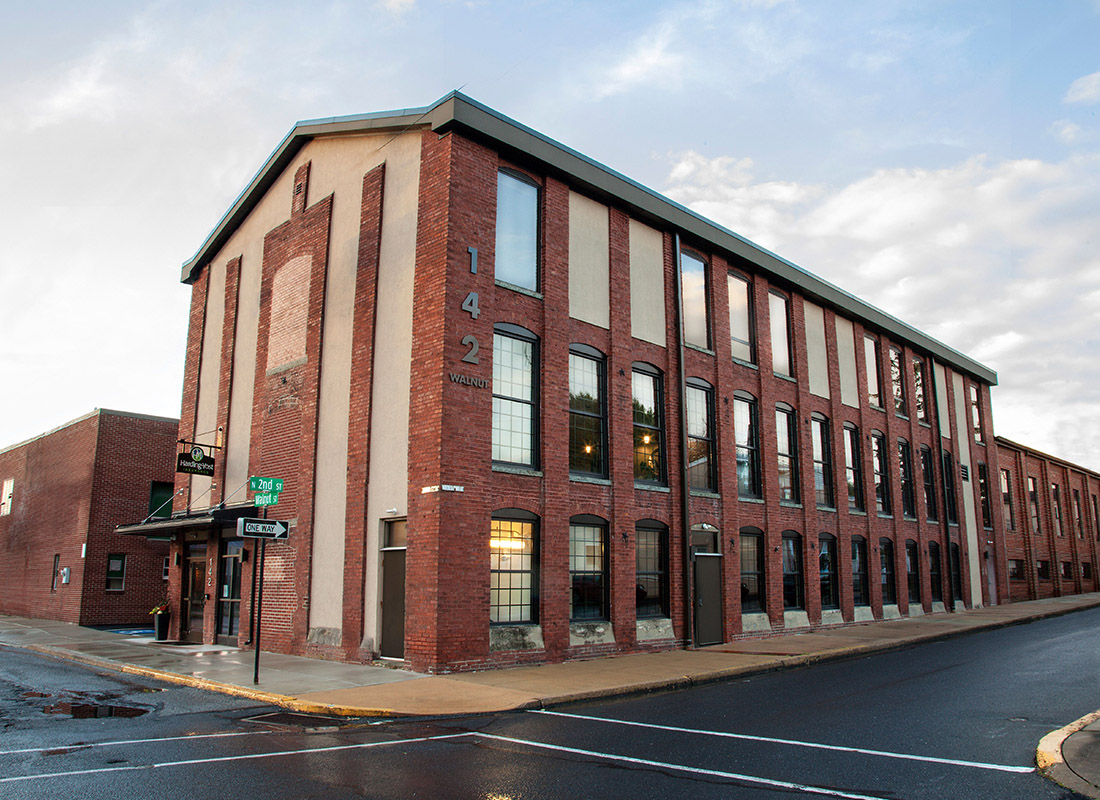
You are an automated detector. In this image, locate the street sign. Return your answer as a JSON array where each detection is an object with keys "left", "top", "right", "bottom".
[
  {"left": 249, "top": 476, "right": 284, "bottom": 493},
  {"left": 254, "top": 492, "right": 280, "bottom": 507},
  {"left": 236, "top": 518, "right": 289, "bottom": 539}
]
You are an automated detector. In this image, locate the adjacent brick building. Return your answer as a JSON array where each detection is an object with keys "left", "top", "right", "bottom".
[
  {"left": 118, "top": 92, "right": 1092, "bottom": 673},
  {"left": 0, "top": 409, "right": 177, "bottom": 626}
]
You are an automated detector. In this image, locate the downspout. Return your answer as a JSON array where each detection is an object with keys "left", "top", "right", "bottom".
[
  {"left": 928, "top": 360, "right": 956, "bottom": 611},
  {"left": 673, "top": 234, "right": 695, "bottom": 648}
]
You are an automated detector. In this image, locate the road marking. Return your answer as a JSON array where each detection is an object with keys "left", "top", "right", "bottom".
[
  {"left": 532, "top": 710, "right": 1034, "bottom": 774},
  {"left": 0, "top": 732, "right": 473, "bottom": 784},
  {"left": 477, "top": 733, "right": 893, "bottom": 800},
  {"left": 0, "top": 729, "right": 276, "bottom": 756}
]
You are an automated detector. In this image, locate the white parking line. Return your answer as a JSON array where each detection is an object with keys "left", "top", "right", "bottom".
[
  {"left": 0, "top": 729, "right": 275, "bottom": 757},
  {"left": 0, "top": 732, "right": 474, "bottom": 784},
  {"left": 477, "top": 733, "right": 894, "bottom": 800},
  {"left": 531, "top": 710, "right": 1034, "bottom": 774}
]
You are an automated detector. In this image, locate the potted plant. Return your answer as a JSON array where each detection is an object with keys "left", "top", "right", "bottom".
[{"left": 150, "top": 600, "right": 170, "bottom": 641}]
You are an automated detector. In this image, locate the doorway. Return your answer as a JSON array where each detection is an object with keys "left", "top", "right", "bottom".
[
  {"left": 182, "top": 542, "right": 208, "bottom": 642},
  {"left": 216, "top": 538, "right": 244, "bottom": 645},
  {"left": 691, "top": 525, "right": 723, "bottom": 646},
  {"left": 380, "top": 519, "right": 407, "bottom": 659}
]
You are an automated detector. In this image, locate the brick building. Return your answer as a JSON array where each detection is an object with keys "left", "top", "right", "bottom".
[
  {"left": 118, "top": 92, "right": 1083, "bottom": 673},
  {"left": 0, "top": 409, "right": 177, "bottom": 626},
  {"left": 996, "top": 437, "right": 1100, "bottom": 602}
]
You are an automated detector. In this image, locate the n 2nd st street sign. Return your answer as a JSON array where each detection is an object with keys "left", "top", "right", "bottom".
[
  {"left": 236, "top": 518, "right": 289, "bottom": 539},
  {"left": 249, "top": 476, "right": 284, "bottom": 493}
]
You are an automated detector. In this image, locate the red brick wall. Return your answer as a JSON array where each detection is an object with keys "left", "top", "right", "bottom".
[{"left": 0, "top": 411, "right": 175, "bottom": 626}]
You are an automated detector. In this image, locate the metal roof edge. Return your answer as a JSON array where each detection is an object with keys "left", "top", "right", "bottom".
[{"left": 994, "top": 436, "right": 1100, "bottom": 478}]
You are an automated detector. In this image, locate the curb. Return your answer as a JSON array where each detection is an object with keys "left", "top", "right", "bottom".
[
  {"left": 1036, "top": 709, "right": 1100, "bottom": 800},
  {"left": 24, "top": 644, "right": 396, "bottom": 718}
]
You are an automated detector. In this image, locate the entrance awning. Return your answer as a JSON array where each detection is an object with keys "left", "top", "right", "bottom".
[{"left": 116, "top": 504, "right": 258, "bottom": 538}]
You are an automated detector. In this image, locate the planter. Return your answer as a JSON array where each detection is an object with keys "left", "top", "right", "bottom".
[{"left": 153, "top": 612, "right": 170, "bottom": 641}]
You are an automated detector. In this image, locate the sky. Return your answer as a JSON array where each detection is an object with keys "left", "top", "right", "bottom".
[{"left": 1, "top": 0, "right": 1098, "bottom": 471}]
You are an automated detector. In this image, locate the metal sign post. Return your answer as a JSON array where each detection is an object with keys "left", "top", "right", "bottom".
[
  {"left": 254, "top": 532, "right": 265, "bottom": 685},
  {"left": 240, "top": 476, "right": 286, "bottom": 686}
]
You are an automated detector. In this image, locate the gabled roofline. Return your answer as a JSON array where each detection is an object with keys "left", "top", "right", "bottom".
[
  {"left": 995, "top": 436, "right": 1100, "bottom": 479},
  {"left": 180, "top": 91, "right": 997, "bottom": 385}
]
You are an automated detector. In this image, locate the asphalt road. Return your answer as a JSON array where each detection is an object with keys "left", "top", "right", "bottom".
[{"left": 2, "top": 607, "right": 1097, "bottom": 799}]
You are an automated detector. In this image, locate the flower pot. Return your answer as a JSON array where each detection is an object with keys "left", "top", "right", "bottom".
[{"left": 153, "top": 612, "right": 170, "bottom": 641}]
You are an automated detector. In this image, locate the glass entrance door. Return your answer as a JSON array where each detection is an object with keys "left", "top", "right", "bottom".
[
  {"left": 216, "top": 539, "right": 244, "bottom": 644},
  {"left": 183, "top": 543, "right": 207, "bottom": 642}
]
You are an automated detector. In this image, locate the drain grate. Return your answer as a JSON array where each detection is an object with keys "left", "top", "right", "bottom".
[
  {"left": 44, "top": 701, "right": 148, "bottom": 719},
  {"left": 242, "top": 711, "right": 348, "bottom": 732}
]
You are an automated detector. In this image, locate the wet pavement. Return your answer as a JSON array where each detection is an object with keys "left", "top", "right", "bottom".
[{"left": 2, "top": 593, "right": 1099, "bottom": 797}]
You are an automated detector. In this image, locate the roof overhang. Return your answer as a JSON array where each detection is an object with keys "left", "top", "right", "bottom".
[
  {"left": 180, "top": 91, "right": 997, "bottom": 386},
  {"left": 116, "top": 504, "right": 258, "bottom": 538}
]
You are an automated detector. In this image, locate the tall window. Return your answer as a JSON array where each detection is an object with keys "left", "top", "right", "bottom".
[
  {"left": 943, "top": 452, "right": 958, "bottom": 524},
  {"left": 769, "top": 291, "right": 792, "bottom": 377},
  {"left": 898, "top": 440, "right": 916, "bottom": 518},
  {"left": 728, "top": 272, "right": 754, "bottom": 363},
  {"left": 782, "top": 532, "right": 804, "bottom": 610},
  {"left": 776, "top": 405, "right": 800, "bottom": 503},
  {"left": 740, "top": 528, "right": 765, "bottom": 613},
  {"left": 1073, "top": 489, "right": 1083, "bottom": 538},
  {"left": 0, "top": 478, "right": 12, "bottom": 516},
  {"left": 490, "top": 514, "right": 538, "bottom": 624},
  {"left": 1001, "top": 469, "right": 1015, "bottom": 531},
  {"left": 928, "top": 541, "right": 943, "bottom": 602},
  {"left": 852, "top": 536, "right": 869, "bottom": 606},
  {"left": 905, "top": 540, "right": 921, "bottom": 604},
  {"left": 735, "top": 393, "right": 761, "bottom": 499},
  {"left": 686, "top": 380, "right": 716, "bottom": 492},
  {"left": 871, "top": 431, "right": 891, "bottom": 515},
  {"left": 106, "top": 554, "right": 126, "bottom": 591},
  {"left": 148, "top": 481, "right": 175, "bottom": 520},
  {"left": 1036, "top": 559, "right": 1051, "bottom": 580},
  {"left": 844, "top": 424, "right": 864, "bottom": 512},
  {"left": 969, "top": 384, "right": 984, "bottom": 443},
  {"left": 1028, "top": 477, "right": 1041, "bottom": 533},
  {"left": 890, "top": 347, "right": 907, "bottom": 416},
  {"left": 977, "top": 464, "right": 992, "bottom": 529},
  {"left": 51, "top": 554, "right": 60, "bottom": 592},
  {"left": 570, "top": 518, "right": 608, "bottom": 620},
  {"left": 1093, "top": 495, "right": 1099, "bottom": 542},
  {"left": 632, "top": 364, "right": 665, "bottom": 484},
  {"left": 681, "top": 250, "right": 710, "bottom": 349},
  {"left": 569, "top": 345, "right": 606, "bottom": 477},
  {"left": 864, "top": 335, "right": 882, "bottom": 407},
  {"left": 811, "top": 414, "right": 834, "bottom": 509},
  {"left": 912, "top": 357, "right": 928, "bottom": 422},
  {"left": 495, "top": 170, "right": 539, "bottom": 291},
  {"left": 880, "top": 538, "right": 896, "bottom": 605},
  {"left": 492, "top": 325, "right": 537, "bottom": 467},
  {"left": 1051, "top": 483, "right": 1063, "bottom": 537},
  {"left": 819, "top": 534, "right": 839, "bottom": 610},
  {"left": 921, "top": 445, "right": 938, "bottom": 521},
  {"left": 635, "top": 522, "right": 669, "bottom": 618}
]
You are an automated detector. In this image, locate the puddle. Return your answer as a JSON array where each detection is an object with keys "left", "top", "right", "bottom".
[{"left": 44, "top": 702, "right": 148, "bottom": 719}]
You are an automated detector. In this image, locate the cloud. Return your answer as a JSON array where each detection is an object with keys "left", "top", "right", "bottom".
[
  {"left": 662, "top": 149, "right": 1100, "bottom": 470},
  {"left": 1064, "top": 70, "right": 1100, "bottom": 104},
  {"left": 595, "top": 22, "right": 687, "bottom": 98},
  {"left": 1050, "top": 120, "right": 1086, "bottom": 144}
]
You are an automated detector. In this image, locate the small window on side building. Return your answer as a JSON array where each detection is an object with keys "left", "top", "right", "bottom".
[{"left": 106, "top": 554, "right": 126, "bottom": 591}]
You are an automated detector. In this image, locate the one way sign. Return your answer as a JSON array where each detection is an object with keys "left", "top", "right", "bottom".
[{"left": 236, "top": 518, "right": 290, "bottom": 540}]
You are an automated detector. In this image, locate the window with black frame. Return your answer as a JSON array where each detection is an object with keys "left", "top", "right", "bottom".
[
  {"left": 921, "top": 445, "right": 938, "bottom": 521},
  {"left": 819, "top": 534, "right": 839, "bottom": 609},
  {"left": 728, "top": 271, "right": 755, "bottom": 363},
  {"left": 871, "top": 431, "right": 891, "bottom": 515},
  {"left": 776, "top": 404, "right": 800, "bottom": 504},
  {"left": 490, "top": 514, "right": 538, "bottom": 624},
  {"left": 735, "top": 393, "right": 761, "bottom": 499},
  {"left": 680, "top": 249, "right": 710, "bottom": 349},
  {"left": 568, "top": 345, "right": 606, "bottom": 477},
  {"left": 852, "top": 536, "right": 869, "bottom": 606},
  {"left": 569, "top": 517, "right": 608, "bottom": 621},
  {"left": 905, "top": 540, "right": 921, "bottom": 604},
  {"left": 740, "top": 528, "right": 765, "bottom": 613},
  {"left": 928, "top": 541, "right": 944, "bottom": 602},
  {"left": 686, "top": 380, "right": 716, "bottom": 492},
  {"left": 811, "top": 414, "right": 834, "bottom": 509},
  {"left": 782, "top": 532, "right": 804, "bottom": 610},
  {"left": 844, "top": 424, "right": 864, "bottom": 512},
  {"left": 492, "top": 325, "right": 538, "bottom": 468},
  {"left": 635, "top": 522, "right": 669, "bottom": 618},
  {"left": 494, "top": 170, "right": 539, "bottom": 292},
  {"left": 880, "top": 538, "right": 897, "bottom": 604},
  {"left": 898, "top": 439, "right": 916, "bottom": 518},
  {"left": 632, "top": 364, "right": 665, "bottom": 484}
]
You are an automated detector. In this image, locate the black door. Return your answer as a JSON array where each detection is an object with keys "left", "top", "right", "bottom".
[{"left": 380, "top": 520, "right": 407, "bottom": 659}]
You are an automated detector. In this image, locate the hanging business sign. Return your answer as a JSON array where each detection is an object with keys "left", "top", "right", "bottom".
[{"left": 176, "top": 445, "right": 215, "bottom": 476}]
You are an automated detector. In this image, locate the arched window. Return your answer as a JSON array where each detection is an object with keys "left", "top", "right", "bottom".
[
  {"left": 569, "top": 515, "right": 608, "bottom": 621},
  {"left": 490, "top": 509, "right": 539, "bottom": 624},
  {"left": 635, "top": 520, "right": 669, "bottom": 618},
  {"left": 880, "top": 538, "right": 896, "bottom": 605},
  {"left": 928, "top": 541, "right": 943, "bottom": 602},
  {"left": 852, "top": 536, "right": 869, "bottom": 606},
  {"left": 905, "top": 540, "right": 921, "bottom": 604},
  {"left": 739, "top": 527, "right": 765, "bottom": 613},
  {"left": 782, "top": 531, "right": 804, "bottom": 610},
  {"left": 819, "top": 533, "right": 839, "bottom": 610}
]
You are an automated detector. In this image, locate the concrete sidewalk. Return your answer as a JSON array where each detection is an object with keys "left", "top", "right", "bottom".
[{"left": 2, "top": 594, "right": 1099, "bottom": 796}]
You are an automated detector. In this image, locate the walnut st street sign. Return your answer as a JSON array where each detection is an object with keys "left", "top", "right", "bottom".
[{"left": 236, "top": 518, "right": 289, "bottom": 539}]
